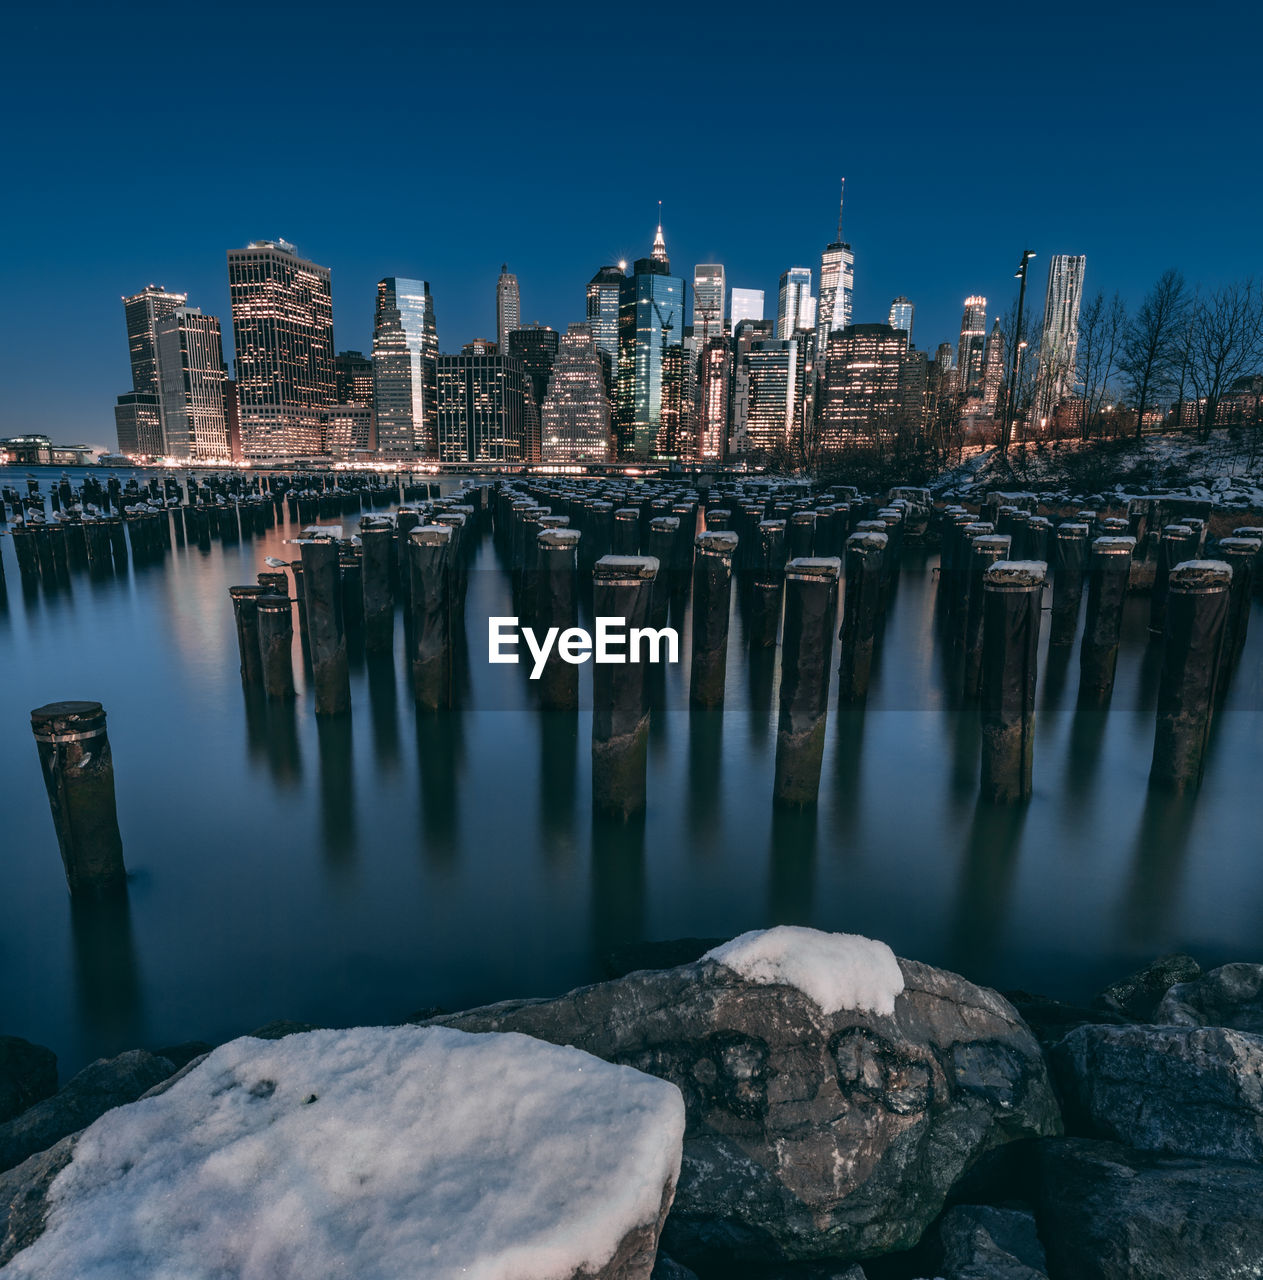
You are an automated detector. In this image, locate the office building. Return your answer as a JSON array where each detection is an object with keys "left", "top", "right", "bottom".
[
  {"left": 815, "top": 184, "right": 854, "bottom": 360},
  {"left": 540, "top": 323, "right": 614, "bottom": 463},
  {"left": 334, "top": 350, "right": 374, "bottom": 405},
  {"left": 730, "top": 287, "right": 764, "bottom": 332},
  {"left": 888, "top": 296, "right": 914, "bottom": 341},
  {"left": 496, "top": 264, "right": 520, "bottom": 352},
  {"left": 372, "top": 277, "right": 439, "bottom": 459},
  {"left": 155, "top": 308, "right": 229, "bottom": 459},
  {"left": 693, "top": 264, "right": 726, "bottom": 346},
  {"left": 777, "top": 267, "right": 815, "bottom": 340},
  {"left": 819, "top": 323, "right": 908, "bottom": 450},
  {"left": 741, "top": 339, "right": 799, "bottom": 458},
  {"left": 436, "top": 350, "right": 527, "bottom": 463},
  {"left": 1034, "top": 254, "right": 1087, "bottom": 424},
  {"left": 113, "top": 393, "right": 164, "bottom": 457},
  {"left": 696, "top": 336, "right": 731, "bottom": 461},
  {"left": 956, "top": 296, "right": 988, "bottom": 399},
  {"left": 981, "top": 319, "right": 1005, "bottom": 414}
]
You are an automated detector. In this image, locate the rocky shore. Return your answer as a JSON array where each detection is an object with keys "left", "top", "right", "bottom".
[{"left": 2, "top": 929, "right": 1261, "bottom": 1279}]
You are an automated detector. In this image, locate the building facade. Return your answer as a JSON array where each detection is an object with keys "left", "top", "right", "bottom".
[
  {"left": 888, "top": 296, "right": 915, "bottom": 342},
  {"left": 693, "top": 264, "right": 726, "bottom": 346},
  {"left": 114, "top": 284, "right": 187, "bottom": 455},
  {"left": 696, "top": 336, "right": 731, "bottom": 461},
  {"left": 436, "top": 351, "right": 527, "bottom": 463},
  {"left": 730, "top": 287, "right": 765, "bottom": 331},
  {"left": 334, "top": 350, "right": 374, "bottom": 405},
  {"left": 956, "top": 296, "right": 988, "bottom": 399},
  {"left": 540, "top": 323, "right": 614, "bottom": 463},
  {"left": 776, "top": 268, "right": 815, "bottom": 340},
  {"left": 1035, "top": 254, "right": 1087, "bottom": 425},
  {"left": 155, "top": 308, "right": 229, "bottom": 459},
  {"left": 819, "top": 323, "right": 908, "bottom": 450},
  {"left": 372, "top": 277, "right": 439, "bottom": 459},
  {"left": 496, "top": 264, "right": 520, "bottom": 353}
]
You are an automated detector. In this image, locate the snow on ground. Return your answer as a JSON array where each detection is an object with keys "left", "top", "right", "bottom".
[
  {"left": 5, "top": 1026, "right": 685, "bottom": 1280},
  {"left": 705, "top": 927, "right": 905, "bottom": 1017}
]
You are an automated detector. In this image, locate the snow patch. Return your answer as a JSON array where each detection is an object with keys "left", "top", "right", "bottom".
[
  {"left": 7, "top": 1026, "right": 685, "bottom": 1280},
  {"left": 705, "top": 926, "right": 905, "bottom": 1016}
]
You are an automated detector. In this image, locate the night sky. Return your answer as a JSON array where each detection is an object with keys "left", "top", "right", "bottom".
[{"left": 2, "top": 0, "right": 1257, "bottom": 450}]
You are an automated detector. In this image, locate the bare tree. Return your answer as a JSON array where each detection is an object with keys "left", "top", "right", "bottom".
[
  {"left": 1076, "top": 290, "right": 1127, "bottom": 440},
  {"left": 1120, "top": 269, "right": 1189, "bottom": 439},
  {"left": 1185, "top": 279, "right": 1263, "bottom": 440}
]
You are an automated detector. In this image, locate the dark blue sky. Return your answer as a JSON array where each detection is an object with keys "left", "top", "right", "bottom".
[{"left": 2, "top": 0, "right": 1256, "bottom": 450}]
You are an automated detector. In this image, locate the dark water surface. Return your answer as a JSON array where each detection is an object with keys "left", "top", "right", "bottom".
[{"left": 2, "top": 467, "right": 1260, "bottom": 1073}]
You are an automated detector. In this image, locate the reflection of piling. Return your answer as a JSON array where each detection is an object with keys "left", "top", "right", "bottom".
[
  {"left": 980, "top": 560, "right": 1046, "bottom": 803},
  {"left": 1150, "top": 560, "right": 1231, "bottom": 792},
  {"left": 256, "top": 595, "right": 296, "bottom": 699},
  {"left": 592, "top": 555, "right": 658, "bottom": 820},
  {"left": 31, "top": 701, "right": 127, "bottom": 897},
  {"left": 1149, "top": 525, "right": 1197, "bottom": 635},
  {"left": 774, "top": 558, "right": 840, "bottom": 806},
  {"left": 300, "top": 540, "right": 351, "bottom": 715},
  {"left": 1050, "top": 523, "right": 1088, "bottom": 645},
  {"left": 838, "top": 530, "right": 886, "bottom": 703},
  {"left": 751, "top": 520, "right": 788, "bottom": 648},
  {"left": 536, "top": 529, "right": 581, "bottom": 710},
  {"left": 1079, "top": 536, "right": 1136, "bottom": 705},
  {"left": 228, "top": 586, "right": 267, "bottom": 687},
  {"left": 690, "top": 532, "right": 737, "bottom": 708},
  {"left": 408, "top": 526, "right": 453, "bottom": 711},
  {"left": 1218, "top": 537, "right": 1259, "bottom": 669}
]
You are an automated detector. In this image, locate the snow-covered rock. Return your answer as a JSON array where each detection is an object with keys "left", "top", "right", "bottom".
[
  {"left": 430, "top": 927, "right": 1061, "bottom": 1265},
  {"left": 1, "top": 1026, "right": 684, "bottom": 1279}
]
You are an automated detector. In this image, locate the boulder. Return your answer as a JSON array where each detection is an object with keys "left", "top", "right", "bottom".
[
  {"left": 0, "top": 1136, "right": 77, "bottom": 1267},
  {"left": 0, "top": 1050, "right": 174, "bottom": 1174},
  {"left": 1154, "top": 963, "right": 1263, "bottom": 1033},
  {"left": 938, "top": 1205, "right": 1048, "bottom": 1279},
  {"left": 431, "top": 927, "right": 1061, "bottom": 1263},
  {"left": 1001, "top": 991, "right": 1128, "bottom": 1050},
  {"left": 1052, "top": 1023, "right": 1263, "bottom": 1161},
  {"left": 0, "top": 1039, "right": 57, "bottom": 1125},
  {"left": 651, "top": 1255, "right": 701, "bottom": 1280},
  {"left": 0, "top": 1026, "right": 684, "bottom": 1280},
  {"left": 1036, "top": 1138, "right": 1263, "bottom": 1280},
  {"left": 1093, "top": 954, "right": 1201, "bottom": 1021}
]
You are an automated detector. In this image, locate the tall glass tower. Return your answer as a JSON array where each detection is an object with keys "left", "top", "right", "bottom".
[
  {"left": 957, "top": 296, "right": 988, "bottom": 398},
  {"left": 888, "top": 296, "right": 915, "bottom": 342},
  {"left": 496, "top": 265, "right": 520, "bottom": 352},
  {"left": 372, "top": 277, "right": 439, "bottom": 459},
  {"left": 776, "top": 268, "right": 814, "bottom": 340},
  {"left": 693, "top": 264, "right": 726, "bottom": 345},
  {"left": 541, "top": 323, "right": 614, "bottom": 462},
  {"left": 815, "top": 179, "right": 854, "bottom": 366},
  {"left": 1035, "top": 254, "right": 1087, "bottom": 424},
  {"left": 156, "top": 308, "right": 229, "bottom": 459}
]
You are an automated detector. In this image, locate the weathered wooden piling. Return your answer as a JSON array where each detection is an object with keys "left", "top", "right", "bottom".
[
  {"left": 1150, "top": 561, "right": 1232, "bottom": 792},
  {"left": 773, "top": 558, "right": 840, "bottom": 806},
  {"left": 690, "top": 531, "right": 737, "bottom": 708},
  {"left": 613, "top": 507, "right": 640, "bottom": 556},
  {"left": 408, "top": 526, "right": 453, "bottom": 711},
  {"left": 592, "top": 555, "right": 658, "bottom": 820},
  {"left": 750, "top": 519, "right": 788, "bottom": 648},
  {"left": 647, "top": 516, "right": 679, "bottom": 626},
  {"left": 1079, "top": 536, "right": 1136, "bottom": 705},
  {"left": 535, "top": 528, "right": 581, "bottom": 710},
  {"left": 359, "top": 519, "right": 394, "bottom": 652},
  {"left": 31, "top": 702, "right": 127, "bottom": 897},
  {"left": 300, "top": 540, "right": 351, "bottom": 715},
  {"left": 1149, "top": 524, "right": 1198, "bottom": 634},
  {"left": 963, "top": 533, "right": 1012, "bottom": 698},
  {"left": 837, "top": 530, "right": 886, "bottom": 703},
  {"left": 979, "top": 561, "right": 1046, "bottom": 803},
  {"left": 788, "top": 510, "right": 816, "bottom": 561},
  {"left": 256, "top": 594, "right": 296, "bottom": 699},
  {"left": 1050, "top": 522, "right": 1089, "bottom": 645},
  {"left": 228, "top": 586, "right": 267, "bottom": 687},
  {"left": 1217, "top": 537, "right": 1259, "bottom": 668}
]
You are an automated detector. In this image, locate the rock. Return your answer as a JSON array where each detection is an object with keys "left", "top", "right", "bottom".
[
  {"left": 1036, "top": 1138, "right": 1263, "bottom": 1280},
  {"left": 0, "top": 1050, "right": 174, "bottom": 1174},
  {"left": 1093, "top": 954, "right": 1201, "bottom": 1021},
  {"left": 651, "top": 1255, "right": 701, "bottom": 1280},
  {"left": 0, "top": 1136, "right": 77, "bottom": 1267},
  {"left": 1154, "top": 963, "right": 1263, "bottom": 1034},
  {"left": 1052, "top": 1023, "right": 1263, "bottom": 1160},
  {"left": 430, "top": 927, "right": 1061, "bottom": 1263},
  {"left": 150, "top": 1041, "right": 214, "bottom": 1071},
  {"left": 938, "top": 1205, "right": 1048, "bottom": 1279},
  {"left": 1001, "top": 991, "right": 1129, "bottom": 1049},
  {"left": 0, "top": 1026, "right": 683, "bottom": 1279},
  {"left": 0, "top": 1039, "right": 57, "bottom": 1125},
  {"left": 605, "top": 938, "right": 728, "bottom": 981}
]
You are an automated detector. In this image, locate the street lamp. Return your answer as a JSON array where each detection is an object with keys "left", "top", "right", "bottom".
[{"left": 1001, "top": 250, "right": 1035, "bottom": 451}]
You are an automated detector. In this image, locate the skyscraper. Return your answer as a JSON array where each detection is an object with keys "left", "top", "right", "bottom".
[
  {"left": 729, "top": 319, "right": 775, "bottom": 455},
  {"left": 776, "top": 268, "right": 815, "bottom": 341},
  {"left": 372, "top": 277, "right": 439, "bottom": 459},
  {"left": 741, "top": 340, "right": 800, "bottom": 458},
  {"left": 436, "top": 349, "right": 526, "bottom": 463},
  {"left": 981, "top": 319, "right": 1006, "bottom": 414},
  {"left": 615, "top": 225, "right": 687, "bottom": 459},
  {"left": 956, "top": 296, "right": 988, "bottom": 399},
  {"left": 696, "top": 336, "right": 731, "bottom": 461},
  {"left": 496, "top": 264, "right": 520, "bottom": 352},
  {"left": 693, "top": 264, "right": 726, "bottom": 345},
  {"left": 114, "top": 284, "right": 187, "bottom": 455},
  {"left": 815, "top": 183, "right": 854, "bottom": 362},
  {"left": 334, "top": 351, "right": 374, "bottom": 405},
  {"left": 819, "top": 323, "right": 908, "bottom": 451},
  {"left": 586, "top": 265, "right": 624, "bottom": 389},
  {"left": 156, "top": 308, "right": 229, "bottom": 459},
  {"left": 888, "top": 296, "right": 915, "bottom": 341},
  {"left": 227, "top": 240, "right": 334, "bottom": 458},
  {"left": 730, "top": 288, "right": 764, "bottom": 330},
  {"left": 541, "top": 323, "right": 614, "bottom": 463},
  {"left": 113, "top": 394, "right": 164, "bottom": 457},
  {"left": 1035, "top": 254, "right": 1087, "bottom": 424},
  {"left": 509, "top": 325, "right": 558, "bottom": 465}
]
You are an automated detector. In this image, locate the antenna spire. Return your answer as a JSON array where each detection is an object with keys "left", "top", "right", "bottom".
[{"left": 837, "top": 178, "right": 845, "bottom": 243}]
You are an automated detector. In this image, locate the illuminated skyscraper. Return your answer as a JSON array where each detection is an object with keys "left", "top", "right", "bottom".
[
  {"left": 981, "top": 319, "right": 1005, "bottom": 414},
  {"left": 741, "top": 340, "right": 799, "bottom": 458},
  {"left": 815, "top": 183, "right": 854, "bottom": 361},
  {"left": 696, "top": 336, "right": 731, "bottom": 460},
  {"left": 586, "top": 265, "right": 624, "bottom": 388},
  {"left": 820, "top": 323, "right": 908, "bottom": 451},
  {"left": 956, "top": 296, "right": 988, "bottom": 399},
  {"left": 156, "top": 308, "right": 229, "bottom": 459},
  {"left": 1035, "top": 254, "right": 1087, "bottom": 424},
  {"left": 436, "top": 349, "right": 526, "bottom": 463},
  {"left": 227, "top": 240, "right": 334, "bottom": 458},
  {"left": 693, "top": 264, "right": 726, "bottom": 345},
  {"left": 509, "top": 325, "right": 558, "bottom": 464},
  {"left": 372, "top": 277, "right": 439, "bottom": 459},
  {"left": 334, "top": 351, "right": 374, "bottom": 405},
  {"left": 496, "top": 265, "right": 520, "bottom": 352},
  {"left": 730, "top": 287, "right": 764, "bottom": 330},
  {"left": 776, "top": 268, "right": 815, "bottom": 340},
  {"left": 122, "top": 285, "right": 187, "bottom": 399},
  {"left": 541, "top": 323, "right": 615, "bottom": 463},
  {"left": 113, "top": 393, "right": 164, "bottom": 456},
  {"left": 888, "top": 296, "right": 914, "bottom": 341}
]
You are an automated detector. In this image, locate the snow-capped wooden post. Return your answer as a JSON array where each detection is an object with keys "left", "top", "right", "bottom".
[
  {"left": 1148, "top": 524, "right": 1198, "bottom": 635},
  {"left": 1079, "top": 536, "right": 1136, "bottom": 705},
  {"left": 256, "top": 594, "right": 296, "bottom": 700},
  {"left": 536, "top": 528, "right": 581, "bottom": 711},
  {"left": 408, "top": 526, "right": 453, "bottom": 711},
  {"left": 980, "top": 560, "right": 1046, "bottom": 803},
  {"left": 228, "top": 586, "right": 267, "bottom": 687},
  {"left": 612, "top": 507, "right": 640, "bottom": 555},
  {"left": 1049, "top": 522, "right": 1089, "bottom": 646},
  {"left": 940, "top": 510, "right": 975, "bottom": 618},
  {"left": 300, "top": 540, "right": 351, "bottom": 716},
  {"left": 359, "top": 518, "right": 394, "bottom": 653},
  {"left": 31, "top": 701, "right": 127, "bottom": 897},
  {"left": 838, "top": 530, "right": 886, "bottom": 704},
  {"left": 964, "top": 534, "right": 1012, "bottom": 698},
  {"left": 789, "top": 510, "right": 816, "bottom": 561},
  {"left": 774, "top": 557, "right": 841, "bottom": 806},
  {"left": 589, "top": 501, "right": 615, "bottom": 568},
  {"left": 1232, "top": 526, "right": 1263, "bottom": 595},
  {"left": 1151, "top": 561, "right": 1231, "bottom": 792},
  {"left": 434, "top": 510, "right": 469, "bottom": 617},
  {"left": 394, "top": 509, "right": 423, "bottom": 608},
  {"left": 1217, "top": 536, "right": 1260, "bottom": 671},
  {"left": 704, "top": 507, "right": 731, "bottom": 533},
  {"left": 592, "top": 555, "right": 658, "bottom": 820},
  {"left": 647, "top": 517, "right": 678, "bottom": 627},
  {"left": 949, "top": 521, "right": 994, "bottom": 648},
  {"left": 751, "top": 519, "right": 788, "bottom": 648},
  {"left": 690, "top": 531, "right": 737, "bottom": 709}
]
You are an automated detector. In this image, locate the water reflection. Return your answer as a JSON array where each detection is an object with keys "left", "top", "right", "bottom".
[
  {"left": 947, "top": 801, "right": 1029, "bottom": 977},
  {"left": 70, "top": 893, "right": 144, "bottom": 1057},
  {"left": 768, "top": 806, "right": 817, "bottom": 925},
  {"left": 686, "top": 709, "right": 724, "bottom": 841},
  {"left": 317, "top": 716, "right": 356, "bottom": 868},
  {"left": 1119, "top": 785, "right": 1198, "bottom": 950},
  {"left": 416, "top": 713, "right": 461, "bottom": 863},
  {"left": 366, "top": 653, "right": 401, "bottom": 774},
  {"left": 538, "top": 711, "right": 579, "bottom": 856},
  {"left": 590, "top": 813, "right": 646, "bottom": 961}
]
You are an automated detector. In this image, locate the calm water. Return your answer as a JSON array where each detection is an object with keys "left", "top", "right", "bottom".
[{"left": 2, "top": 467, "right": 1260, "bottom": 1074}]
